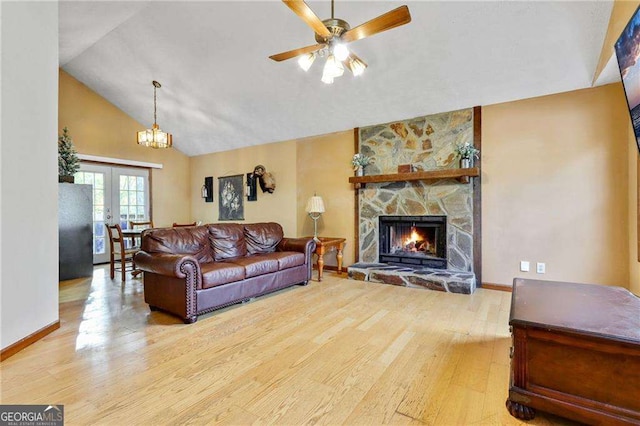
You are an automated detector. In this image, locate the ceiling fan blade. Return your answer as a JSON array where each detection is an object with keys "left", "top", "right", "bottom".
[
  {"left": 341, "top": 5, "right": 411, "bottom": 44},
  {"left": 283, "top": 0, "right": 332, "bottom": 38},
  {"left": 269, "top": 43, "right": 324, "bottom": 62}
]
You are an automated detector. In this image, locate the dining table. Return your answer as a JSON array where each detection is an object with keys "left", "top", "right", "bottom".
[
  {"left": 120, "top": 228, "right": 144, "bottom": 276},
  {"left": 121, "top": 228, "right": 143, "bottom": 248}
]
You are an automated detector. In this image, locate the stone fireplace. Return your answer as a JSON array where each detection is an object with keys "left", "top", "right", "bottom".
[{"left": 348, "top": 107, "right": 480, "bottom": 294}]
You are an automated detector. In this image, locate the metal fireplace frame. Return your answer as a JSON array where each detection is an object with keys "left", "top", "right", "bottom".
[{"left": 378, "top": 215, "right": 447, "bottom": 268}]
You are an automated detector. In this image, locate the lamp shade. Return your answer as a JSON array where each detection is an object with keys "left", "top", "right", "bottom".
[{"left": 305, "top": 196, "right": 325, "bottom": 214}]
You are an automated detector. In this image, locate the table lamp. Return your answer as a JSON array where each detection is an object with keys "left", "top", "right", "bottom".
[{"left": 306, "top": 194, "right": 325, "bottom": 242}]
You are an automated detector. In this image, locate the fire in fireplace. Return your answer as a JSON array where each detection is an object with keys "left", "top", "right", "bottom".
[{"left": 379, "top": 215, "right": 447, "bottom": 268}]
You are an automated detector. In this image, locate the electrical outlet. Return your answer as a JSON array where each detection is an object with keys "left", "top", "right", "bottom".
[
  {"left": 520, "top": 261, "right": 530, "bottom": 272},
  {"left": 536, "top": 262, "right": 546, "bottom": 274}
]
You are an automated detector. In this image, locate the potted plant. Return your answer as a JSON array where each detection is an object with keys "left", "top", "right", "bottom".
[
  {"left": 455, "top": 142, "right": 480, "bottom": 168},
  {"left": 58, "top": 127, "right": 80, "bottom": 183},
  {"left": 351, "top": 153, "right": 371, "bottom": 177}
]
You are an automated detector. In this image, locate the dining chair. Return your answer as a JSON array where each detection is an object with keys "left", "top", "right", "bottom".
[
  {"left": 128, "top": 220, "right": 154, "bottom": 248},
  {"left": 105, "top": 223, "right": 140, "bottom": 282},
  {"left": 172, "top": 222, "right": 197, "bottom": 227},
  {"left": 129, "top": 220, "right": 154, "bottom": 230}
]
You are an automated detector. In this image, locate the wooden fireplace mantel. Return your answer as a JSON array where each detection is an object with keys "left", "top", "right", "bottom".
[{"left": 348, "top": 167, "right": 480, "bottom": 189}]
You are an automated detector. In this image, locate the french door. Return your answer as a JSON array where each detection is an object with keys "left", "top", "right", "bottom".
[{"left": 74, "top": 164, "right": 150, "bottom": 264}]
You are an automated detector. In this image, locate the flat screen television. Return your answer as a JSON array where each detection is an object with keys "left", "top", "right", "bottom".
[{"left": 615, "top": 5, "right": 640, "bottom": 153}]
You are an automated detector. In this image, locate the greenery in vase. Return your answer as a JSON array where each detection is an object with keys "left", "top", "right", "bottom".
[
  {"left": 351, "top": 153, "right": 371, "bottom": 171},
  {"left": 58, "top": 127, "right": 80, "bottom": 177},
  {"left": 455, "top": 142, "right": 480, "bottom": 160}
]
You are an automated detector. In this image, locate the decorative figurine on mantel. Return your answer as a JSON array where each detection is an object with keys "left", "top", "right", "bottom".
[
  {"left": 351, "top": 153, "right": 372, "bottom": 177},
  {"left": 58, "top": 127, "right": 80, "bottom": 183},
  {"left": 455, "top": 142, "right": 480, "bottom": 169}
]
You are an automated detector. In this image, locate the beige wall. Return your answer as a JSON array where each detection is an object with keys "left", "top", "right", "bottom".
[
  {"left": 190, "top": 140, "right": 298, "bottom": 236},
  {"left": 58, "top": 70, "right": 191, "bottom": 227},
  {"left": 483, "top": 83, "right": 630, "bottom": 287},
  {"left": 189, "top": 130, "right": 356, "bottom": 266},
  {"left": 296, "top": 131, "right": 356, "bottom": 267},
  {"left": 188, "top": 85, "right": 632, "bottom": 288},
  {"left": 63, "top": 64, "right": 630, "bottom": 289}
]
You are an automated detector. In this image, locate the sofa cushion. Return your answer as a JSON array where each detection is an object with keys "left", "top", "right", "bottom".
[
  {"left": 208, "top": 223, "right": 247, "bottom": 261},
  {"left": 201, "top": 262, "right": 246, "bottom": 289},
  {"left": 228, "top": 255, "right": 279, "bottom": 278},
  {"left": 141, "top": 226, "right": 213, "bottom": 263},
  {"left": 268, "top": 251, "right": 305, "bottom": 270},
  {"left": 244, "top": 222, "right": 283, "bottom": 255}
]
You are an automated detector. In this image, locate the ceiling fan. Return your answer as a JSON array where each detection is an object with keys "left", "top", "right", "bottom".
[{"left": 270, "top": 0, "right": 411, "bottom": 84}]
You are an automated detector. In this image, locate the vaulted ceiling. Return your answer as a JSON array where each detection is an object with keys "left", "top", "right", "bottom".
[{"left": 60, "top": 1, "right": 618, "bottom": 156}]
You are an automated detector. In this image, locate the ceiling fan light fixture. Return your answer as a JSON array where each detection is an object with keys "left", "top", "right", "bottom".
[
  {"left": 333, "top": 42, "right": 349, "bottom": 61},
  {"left": 350, "top": 57, "right": 367, "bottom": 77},
  {"left": 321, "top": 73, "right": 334, "bottom": 84},
  {"left": 324, "top": 54, "right": 344, "bottom": 79},
  {"left": 271, "top": 1, "right": 411, "bottom": 84},
  {"left": 298, "top": 53, "right": 316, "bottom": 71},
  {"left": 137, "top": 80, "right": 172, "bottom": 149}
]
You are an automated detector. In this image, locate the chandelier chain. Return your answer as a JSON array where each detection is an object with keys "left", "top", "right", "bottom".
[{"left": 153, "top": 84, "right": 157, "bottom": 126}]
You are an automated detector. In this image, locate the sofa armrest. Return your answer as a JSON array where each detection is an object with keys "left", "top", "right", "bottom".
[
  {"left": 276, "top": 238, "right": 316, "bottom": 283},
  {"left": 277, "top": 238, "right": 316, "bottom": 281},
  {"left": 277, "top": 237, "right": 316, "bottom": 257},
  {"left": 134, "top": 251, "right": 201, "bottom": 280}
]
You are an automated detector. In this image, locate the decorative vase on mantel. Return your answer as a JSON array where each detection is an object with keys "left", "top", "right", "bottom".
[
  {"left": 460, "top": 157, "right": 472, "bottom": 169},
  {"left": 356, "top": 166, "right": 364, "bottom": 177}
]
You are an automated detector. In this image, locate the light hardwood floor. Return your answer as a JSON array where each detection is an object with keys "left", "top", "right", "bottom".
[{"left": 0, "top": 266, "right": 575, "bottom": 425}]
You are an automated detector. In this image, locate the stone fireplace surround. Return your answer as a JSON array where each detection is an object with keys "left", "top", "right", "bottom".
[{"left": 347, "top": 107, "right": 481, "bottom": 294}]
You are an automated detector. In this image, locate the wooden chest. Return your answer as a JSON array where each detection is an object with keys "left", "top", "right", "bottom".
[{"left": 507, "top": 278, "right": 640, "bottom": 425}]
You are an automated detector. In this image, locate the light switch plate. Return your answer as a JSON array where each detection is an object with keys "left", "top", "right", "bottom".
[
  {"left": 520, "top": 261, "right": 530, "bottom": 272},
  {"left": 536, "top": 262, "right": 546, "bottom": 274}
]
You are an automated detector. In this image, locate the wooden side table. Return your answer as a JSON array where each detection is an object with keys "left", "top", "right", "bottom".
[{"left": 306, "top": 237, "right": 346, "bottom": 281}]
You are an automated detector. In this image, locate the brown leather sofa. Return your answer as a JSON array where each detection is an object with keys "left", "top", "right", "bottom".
[{"left": 134, "top": 222, "right": 315, "bottom": 323}]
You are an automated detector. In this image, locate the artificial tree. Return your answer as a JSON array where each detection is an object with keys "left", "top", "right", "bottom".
[{"left": 58, "top": 127, "right": 80, "bottom": 183}]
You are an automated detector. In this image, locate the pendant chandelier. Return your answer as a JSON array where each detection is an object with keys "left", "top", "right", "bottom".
[{"left": 137, "top": 80, "right": 172, "bottom": 149}]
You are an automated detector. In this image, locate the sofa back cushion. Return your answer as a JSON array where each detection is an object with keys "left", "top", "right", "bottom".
[
  {"left": 244, "top": 222, "right": 283, "bottom": 255},
  {"left": 208, "top": 223, "right": 247, "bottom": 261},
  {"left": 141, "top": 226, "right": 213, "bottom": 263}
]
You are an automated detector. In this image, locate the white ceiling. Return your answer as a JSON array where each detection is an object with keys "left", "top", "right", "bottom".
[{"left": 60, "top": 1, "right": 618, "bottom": 157}]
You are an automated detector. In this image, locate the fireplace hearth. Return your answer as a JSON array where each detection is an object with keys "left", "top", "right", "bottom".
[{"left": 379, "top": 215, "right": 447, "bottom": 268}]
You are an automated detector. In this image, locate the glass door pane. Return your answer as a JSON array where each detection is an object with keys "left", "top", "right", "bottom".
[
  {"left": 112, "top": 167, "right": 150, "bottom": 249},
  {"left": 75, "top": 164, "right": 150, "bottom": 263},
  {"left": 75, "top": 164, "right": 112, "bottom": 264}
]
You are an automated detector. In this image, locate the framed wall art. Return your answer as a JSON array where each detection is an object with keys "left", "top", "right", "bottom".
[{"left": 218, "top": 174, "right": 244, "bottom": 221}]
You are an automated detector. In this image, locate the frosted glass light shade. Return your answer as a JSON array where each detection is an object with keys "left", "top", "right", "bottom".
[
  {"left": 350, "top": 57, "right": 367, "bottom": 77},
  {"left": 305, "top": 196, "right": 325, "bottom": 214},
  {"left": 323, "top": 55, "right": 344, "bottom": 79},
  {"left": 298, "top": 53, "right": 315, "bottom": 71},
  {"left": 333, "top": 43, "right": 349, "bottom": 61},
  {"left": 321, "top": 73, "right": 334, "bottom": 84}
]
